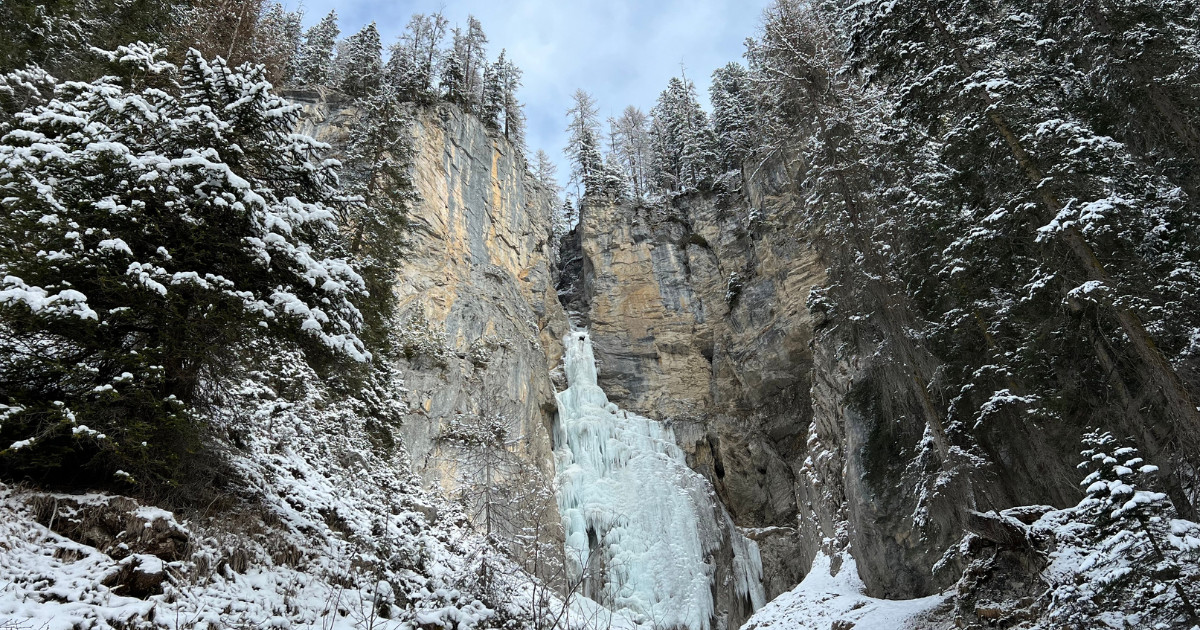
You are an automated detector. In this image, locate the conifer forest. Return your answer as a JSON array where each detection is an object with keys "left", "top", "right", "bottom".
[{"left": 1, "top": 1, "right": 1199, "bottom": 629}]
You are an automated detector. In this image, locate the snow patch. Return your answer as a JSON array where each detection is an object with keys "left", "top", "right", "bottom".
[{"left": 742, "top": 553, "right": 946, "bottom": 630}]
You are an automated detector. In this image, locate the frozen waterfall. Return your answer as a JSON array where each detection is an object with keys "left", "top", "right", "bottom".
[{"left": 553, "top": 330, "right": 766, "bottom": 630}]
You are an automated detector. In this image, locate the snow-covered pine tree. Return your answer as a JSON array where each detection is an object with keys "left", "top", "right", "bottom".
[
  {"left": 553, "top": 195, "right": 578, "bottom": 241},
  {"left": 579, "top": 128, "right": 607, "bottom": 199},
  {"left": 709, "top": 62, "right": 757, "bottom": 173},
  {"left": 601, "top": 152, "right": 628, "bottom": 200},
  {"left": 440, "top": 27, "right": 468, "bottom": 108},
  {"left": 611, "top": 106, "right": 652, "bottom": 201},
  {"left": 297, "top": 10, "right": 339, "bottom": 87},
  {"left": 172, "top": 0, "right": 270, "bottom": 70},
  {"left": 499, "top": 52, "right": 526, "bottom": 155},
  {"left": 0, "top": 0, "right": 181, "bottom": 79},
  {"left": 339, "top": 21, "right": 383, "bottom": 100},
  {"left": 0, "top": 44, "right": 368, "bottom": 489},
  {"left": 532, "top": 150, "right": 559, "bottom": 194},
  {"left": 461, "top": 16, "right": 488, "bottom": 112},
  {"left": 1048, "top": 432, "right": 1200, "bottom": 628},
  {"left": 480, "top": 54, "right": 505, "bottom": 131},
  {"left": 339, "top": 84, "right": 418, "bottom": 348},
  {"left": 385, "top": 12, "right": 448, "bottom": 104},
  {"left": 252, "top": 3, "right": 304, "bottom": 87},
  {"left": 1037, "top": 0, "right": 1200, "bottom": 209},
  {"left": 649, "top": 76, "right": 715, "bottom": 192}
]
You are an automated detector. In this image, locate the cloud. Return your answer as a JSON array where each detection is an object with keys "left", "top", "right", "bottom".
[{"left": 290, "top": 0, "right": 772, "bottom": 189}]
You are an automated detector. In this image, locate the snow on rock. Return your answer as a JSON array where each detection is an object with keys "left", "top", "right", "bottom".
[
  {"left": 741, "top": 553, "right": 946, "bottom": 630},
  {"left": 553, "top": 330, "right": 766, "bottom": 630}
]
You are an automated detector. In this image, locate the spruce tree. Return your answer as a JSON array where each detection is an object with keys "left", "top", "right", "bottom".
[
  {"left": 0, "top": 44, "right": 369, "bottom": 489},
  {"left": 340, "top": 85, "right": 418, "bottom": 349},
  {"left": 499, "top": 52, "right": 526, "bottom": 155},
  {"left": 339, "top": 21, "right": 383, "bottom": 100},
  {"left": 298, "top": 10, "right": 339, "bottom": 87},
  {"left": 440, "top": 28, "right": 468, "bottom": 107},
  {"left": 649, "top": 76, "right": 715, "bottom": 192},
  {"left": 461, "top": 16, "right": 488, "bottom": 112},
  {"left": 252, "top": 3, "right": 304, "bottom": 87},
  {"left": 1049, "top": 432, "right": 1200, "bottom": 627},
  {"left": 480, "top": 55, "right": 505, "bottom": 131},
  {"left": 554, "top": 196, "right": 578, "bottom": 241},
  {"left": 709, "top": 62, "right": 757, "bottom": 173},
  {"left": 1, "top": 0, "right": 187, "bottom": 80}
]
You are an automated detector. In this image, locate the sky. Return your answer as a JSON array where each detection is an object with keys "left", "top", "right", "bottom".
[{"left": 290, "top": 0, "right": 773, "bottom": 188}]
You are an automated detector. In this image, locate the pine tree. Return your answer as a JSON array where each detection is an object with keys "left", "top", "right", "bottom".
[
  {"left": 251, "top": 3, "right": 304, "bottom": 87},
  {"left": 339, "top": 85, "right": 418, "bottom": 348},
  {"left": 564, "top": 90, "right": 603, "bottom": 200},
  {"left": 0, "top": 44, "right": 369, "bottom": 489},
  {"left": 553, "top": 195, "right": 578, "bottom": 241},
  {"left": 298, "top": 10, "right": 339, "bottom": 87},
  {"left": 709, "top": 62, "right": 757, "bottom": 173},
  {"left": 384, "top": 12, "right": 448, "bottom": 104},
  {"left": 499, "top": 52, "right": 526, "bottom": 155},
  {"left": 532, "top": 150, "right": 560, "bottom": 194},
  {"left": 1037, "top": 1, "right": 1200, "bottom": 207},
  {"left": 611, "top": 106, "right": 652, "bottom": 201},
  {"left": 461, "top": 16, "right": 488, "bottom": 112},
  {"left": 1049, "top": 432, "right": 1200, "bottom": 628},
  {"left": 339, "top": 21, "right": 382, "bottom": 99},
  {"left": 440, "top": 27, "right": 468, "bottom": 107},
  {"left": 480, "top": 55, "right": 504, "bottom": 131},
  {"left": 0, "top": 0, "right": 182, "bottom": 80},
  {"left": 649, "top": 76, "right": 715, "bottom": 192},
  {"left": 601, "top": 152, "right": 628, "bottom": 200}
]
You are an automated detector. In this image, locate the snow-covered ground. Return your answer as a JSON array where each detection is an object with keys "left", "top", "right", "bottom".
[
  {"left": 0, "top": 343, "right": 615, "bottom": 630},
  {"left": 742, "top": 553, "right": 947, "bottom": 630}
]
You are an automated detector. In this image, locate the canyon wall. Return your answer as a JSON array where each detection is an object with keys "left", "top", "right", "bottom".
[
  {"left": 558, "top": 163, "right": 823, "bottom": 600},
  {"left": 292, "top": 89, "right": 568, "bottom": 524},
  {"left": 292, "top": 90, "right": 1069, "bottom": 617}
]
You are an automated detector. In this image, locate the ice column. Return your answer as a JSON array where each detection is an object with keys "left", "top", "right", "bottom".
[{"left": 553, "top": 330, "right": 766, "bottom": 630}]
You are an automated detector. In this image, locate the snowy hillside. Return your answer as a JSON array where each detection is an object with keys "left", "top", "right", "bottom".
[{"left": 0, "top": 345, "right": 543, "bottom": 629}]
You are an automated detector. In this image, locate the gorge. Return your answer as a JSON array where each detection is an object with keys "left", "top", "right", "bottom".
[{"left": 1, "top": 2, "right": 1199, "bottom": 630}]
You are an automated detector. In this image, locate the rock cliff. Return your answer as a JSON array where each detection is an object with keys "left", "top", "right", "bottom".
[
  {"left": 558, "top": 164, "right": 824, "bottom": 600},
  {"left": 292, "top": 90, "right": 569, "bottom": 544},
  {"left": 560, "top": 152, "right": 1113, "bottom": 615}
]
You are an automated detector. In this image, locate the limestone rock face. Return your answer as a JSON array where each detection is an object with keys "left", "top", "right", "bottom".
[
  {"left": 388, "top": 104, "right": 568, "bottom": 491},
  {"left": 291, "top": 92, "right": 568, "bottom": 551},
  {"left": 561, "top": 166, "right": 824, "bottom": 600}
]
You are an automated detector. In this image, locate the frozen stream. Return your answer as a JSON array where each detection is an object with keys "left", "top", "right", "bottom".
[{"left": 553, "top": 330, "right": 765, "bottom": 630}]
